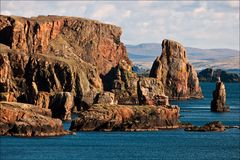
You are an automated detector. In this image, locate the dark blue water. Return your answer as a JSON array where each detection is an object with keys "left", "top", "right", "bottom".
[{"left": 1, "top": 82, "right": 240, "bottom": 160}]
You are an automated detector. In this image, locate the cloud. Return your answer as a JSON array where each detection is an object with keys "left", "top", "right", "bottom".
[
  {"left": 1, "top": 10, "right": 12, "bottom": 16},
  {"left": 91, "top": 4, "right": 116, "bottom": 20},
  {"left": 0, "top": 1, "right": 239, "bottom": 50},
  {"left": 227, "top": 1, "right": 239, "bottom": 8},
  {"left": 193, "top": 6, "right": 207, "bottom": 15},
  {"left": 122, "top": 10, "right": 131, "bottom": 18}
]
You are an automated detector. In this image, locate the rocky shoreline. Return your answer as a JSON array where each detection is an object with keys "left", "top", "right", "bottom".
[{"left": 0, "top": 15, "right": 234, "bottom": 137}]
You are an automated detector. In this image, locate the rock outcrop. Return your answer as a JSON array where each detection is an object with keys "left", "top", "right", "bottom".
[
  {"left": 149, "top": 39, "right": 203, "bottom": 100},
  {"left": 138, "top": 77, "right": 169, "bottom": 105},
  {"left": 184, "top": 121, "right": 225, "bottom": 132},
  {"left": 70, "top": 104, "right": 180, "bottom": 131},
  {"left": 103, "top": 60, "right": 169, "bottom": 106},
  {"left": 96, "top": 92, "right": 117, "bottom": 105},
  {"left": 0, "top": 102, "right": 69, "bottom": 136},
  {"left": 198, "top": 68, "right": 239, "bottom": 83},
  {"left": 211, "top": 80, "right": 230, "bottom": 112},
  {"left": 111, "top": 60, "right": 139, "bottom": 104}
]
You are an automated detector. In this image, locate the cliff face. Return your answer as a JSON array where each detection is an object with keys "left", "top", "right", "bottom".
[
  {"left": 0, "top": 15, "right": 131, "bottom": 119},
  {"left": 150, "top": 39, "right": 203, "bottom": 100},
  {"left": 0, "top": 15, "right": 130, "bottom": 76}
]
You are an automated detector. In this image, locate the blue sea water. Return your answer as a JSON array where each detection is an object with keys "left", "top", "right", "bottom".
[{"left": 1, "top": 82, "right": 240, "bottom": 160}]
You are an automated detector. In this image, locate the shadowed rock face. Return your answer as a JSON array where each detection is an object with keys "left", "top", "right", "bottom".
[
  {"left": 104, "top": 60, "right": 168, "bottom": 106},
  {"left": 211, "top": 81, "right": 230, "bottom": 112},
  {"left": 0, "top": 102, "right": 69, "bottom": 136},
  {"left": 49, "top": 92, "right": 74, "bottom": 121},
  {"left": 150, "top": 39, "right": 203, "bottom": 100},
  {"left": 70, "top": 104, "right": 180, "bottom": 131}
]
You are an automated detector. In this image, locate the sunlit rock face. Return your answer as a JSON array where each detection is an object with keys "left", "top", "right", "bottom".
[
  {"left": 211, "top": 81, "right": 230, "bottom": 112},
  {"left": 150, "top": 39, "right": 203, "bottom": 100}
]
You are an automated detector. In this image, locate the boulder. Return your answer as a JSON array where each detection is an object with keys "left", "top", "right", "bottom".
[
  {"left": 0, "top": 102, "right": 69, "bottom": 136},
  {"left": 211, "top": 81, "right": 230, "bottom": 112},
  {"left": 49, "top": 92, "right": 74, "bottom": 121},
  {"left": 70, "top": 104, "right": 180, "bottom": 131},
  {"left": 79, "top": 90, "right": 99, "bottom": 111},
  {"left": 138, "top": 77, "right": 168, "bottom": 105},
  {"left": 96, "top": 92, "right": 117, "bottom": 105},
  {"left": 184, "top": 121, "right": 225, "bottom": 132},
  {"left": 149, "top": 39, "right": 203, "bottom": 100}
]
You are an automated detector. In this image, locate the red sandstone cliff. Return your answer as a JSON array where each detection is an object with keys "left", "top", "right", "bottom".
[{"left": 0, "top": 15, "right": 130, "bottom": 76}]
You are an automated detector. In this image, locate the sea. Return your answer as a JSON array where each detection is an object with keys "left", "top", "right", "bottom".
[{"left": 1, "top": 82, "right": 239, "bottom": 160}]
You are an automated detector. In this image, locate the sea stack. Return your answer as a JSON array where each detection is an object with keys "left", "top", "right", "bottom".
[
  {"left": 211, "top": 78, "right": 230, "bottom": 112},
  {"left": 149, "top": 39, "right": 203, "bottom": 100}
]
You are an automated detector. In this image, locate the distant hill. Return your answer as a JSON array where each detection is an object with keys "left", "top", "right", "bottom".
[
  {"left": 198, "top": 68, "right": 239, "bottom": 82},
  {"left": 126, "top": 43, "right": 240, "bottom": 72}
]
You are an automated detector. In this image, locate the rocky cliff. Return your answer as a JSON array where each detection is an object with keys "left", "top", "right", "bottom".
[
  {"left": 149, "top": 39, "right": 203, "bottom": 100},
  {"left": 0, "top": 15, "right": 130, "bottom": 76},
  {"left": 0, "top": 15, "right": 131, "bottom": 120}
]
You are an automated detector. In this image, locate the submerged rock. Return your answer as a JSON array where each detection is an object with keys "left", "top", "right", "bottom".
[
  {"left": 211, "top": 80, "right": 230, "bottom": 112},
  {"left": 184, "top": 121, "right": 225, "bottom": 132},
  {"left": 70, "top": 104, "right": 180, "bottom": 131},
  {"left": 0, "top": 102, "right": 69, "bottom": 136},
  {"left": 149, "top": 39, "right": 203, "bottom": 100}
]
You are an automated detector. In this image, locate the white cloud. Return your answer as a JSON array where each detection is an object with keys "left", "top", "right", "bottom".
[
  {"left": 227, "top": 1, "right": 239, "bottom": 8},
  {"left": 0, "top": 1, "right": 239, "bottom": 50},
  {"left": 91, "top": 4, "right": 116, "bottom": 20},
  {"left": 1, "top": 10, "right": 12, "bottom": 16},
  {"left": 122, "top": 10, "right": 131, "bottom": 18},
  {"left": 193, "top": 6, "right": 207, "bottom": 15},
  {"left": 138, "top": 1, "right": 153, "bottom": 7}
]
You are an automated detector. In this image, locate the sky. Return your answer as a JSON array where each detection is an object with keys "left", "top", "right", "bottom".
[{"left": 1, "top": 0, "right": 239, "bottom": 50}]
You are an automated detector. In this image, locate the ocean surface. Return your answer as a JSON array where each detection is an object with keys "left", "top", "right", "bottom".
[{"left": 1, "top": 82, "right": 240, "bottom": 160}]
